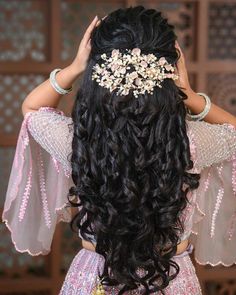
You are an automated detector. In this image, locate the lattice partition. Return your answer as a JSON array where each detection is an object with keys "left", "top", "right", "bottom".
[{"left": 0, "top": 0, "right": 236, "bottom": 294}]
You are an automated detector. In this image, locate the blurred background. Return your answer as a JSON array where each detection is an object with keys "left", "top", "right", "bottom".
[{"left": 0, "top": 0, "right": 236, "bottom": 294}]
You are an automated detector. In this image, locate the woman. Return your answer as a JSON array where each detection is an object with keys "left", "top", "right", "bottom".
[{"left": 2, "top": 6, "right": 236, "bottom": 295}]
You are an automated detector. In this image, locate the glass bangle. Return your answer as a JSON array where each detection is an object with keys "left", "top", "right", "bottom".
[
  {"left": 49, "top": 68, "right": 73, "bottom": 95},
  {"left": 186, "top": 92, "right": 211, "bottom": 121}
]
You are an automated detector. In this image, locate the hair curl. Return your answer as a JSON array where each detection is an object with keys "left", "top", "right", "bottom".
[{"left": 68, "top": 6, "right": 200, "bottom": 294}]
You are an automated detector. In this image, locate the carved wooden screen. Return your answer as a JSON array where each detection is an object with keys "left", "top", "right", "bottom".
[{"left": 0, "top": 0, "right": 236, "bottom": 294}]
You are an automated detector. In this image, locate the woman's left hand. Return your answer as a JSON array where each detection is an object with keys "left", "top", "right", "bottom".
[
  {"left": 70, "top": 15, "right": 101, "bottom": 75},
  {"left": 174, "top": 41, "right": 192, "bottom": 94}
]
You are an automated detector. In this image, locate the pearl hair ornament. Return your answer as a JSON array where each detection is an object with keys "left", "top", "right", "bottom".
[{"left": 91, "top": 48, "right": 179, "bottom": 98}]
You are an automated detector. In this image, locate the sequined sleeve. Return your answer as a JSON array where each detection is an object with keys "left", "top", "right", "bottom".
[
  {"left": 2, "top": 107, "right": 74, "bottom": 256},
  {"left": 186, "top": 120, "right": 236, "bottom": 266},
  {"left": 187, "top": 120, "right": 236, "bottom": 171},
  {"left": 27, "top": 107, "right": 73, "bottom": 172}
]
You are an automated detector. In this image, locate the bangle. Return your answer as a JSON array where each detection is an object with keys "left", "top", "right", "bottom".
[
  {"left": 186, "top": 92, "right": 211, "bottom": 121},
  {"left": 49, "top": 68, "right": 73, "bottom": 95}
]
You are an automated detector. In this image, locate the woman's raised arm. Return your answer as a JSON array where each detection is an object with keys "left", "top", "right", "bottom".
[
  {"left": 175, "top": 41, "right": 236, "bottom": 128},
  {"left": 21, "top": 16, "right": 100, "bottom": 116}
]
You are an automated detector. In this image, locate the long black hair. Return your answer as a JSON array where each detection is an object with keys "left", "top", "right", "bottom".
[{"left": 68, "top": 6, "right": 200, "bottom": 294}]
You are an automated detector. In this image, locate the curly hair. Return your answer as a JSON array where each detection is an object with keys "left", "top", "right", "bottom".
[{"left": 68, "top": 6, "right": 200, "bottom": 294}]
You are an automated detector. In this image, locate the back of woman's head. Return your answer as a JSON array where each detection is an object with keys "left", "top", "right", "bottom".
[{"left": 69, "top": 6, "right": 200, "bottom": 294}]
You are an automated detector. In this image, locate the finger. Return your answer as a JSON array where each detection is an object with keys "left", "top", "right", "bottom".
[
  {"left": 175, "top": 41, "right": 183, "bottom": 54},
  {"left": 177, "top": 43, "right": 184, "bottom": 60},
  {"left": 175, "top": 40, "right": 181, "bottom": 49},
  {"left": 174, "top": 63, "right": 179, "bottom": 76},
  {"left": 82, "top": 15, "right": 98, "bottom": 45},
  {"left": 82, "top": 16, "right": 101, "bottom": 47},
  {"left": 175, "top": 41, "right": 185, "bottom": 66},
  {"left": 175, "top": 41, "right": 181, "bottom": 71},
  {"left": 86, "top": 38, "right": 92, "bottom": 49},
  {"left": 95, "top": 19, "right": 101, "bottom": 27},
  {"left": 85, "top": 15, "right": 98, "bottom": 35},
  {"left": 175, "top": 41, "right": 182, "bottom": 57}
]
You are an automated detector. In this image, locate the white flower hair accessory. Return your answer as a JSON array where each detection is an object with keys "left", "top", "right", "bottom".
[{"left": 91, "top": 48, "right": 179, "bottom": 98}]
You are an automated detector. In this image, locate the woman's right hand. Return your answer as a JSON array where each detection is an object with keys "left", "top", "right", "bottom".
[
  {"left": 174, "top": 41, "right": 193, "bottom": 95},
  {"left": 70, "top": 16, "right": 101, "bottom": 75}
]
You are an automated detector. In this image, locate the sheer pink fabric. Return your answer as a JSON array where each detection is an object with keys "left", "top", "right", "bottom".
[
  {"left": 2, "top": 108, "right": 74, "bottom": 255},
  {"left": 189, "top": 159, "right": 236, "bottom": 266},
  {"left": 186, "top": 121, "right": 236, "bottom": 266},
  {"left": 2, "top": 107, "right": 236, "bottom": 266}
]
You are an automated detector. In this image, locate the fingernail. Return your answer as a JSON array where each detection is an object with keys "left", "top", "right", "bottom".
[{"left": 95, "top": 20, "right": 101, "bottom": 27}]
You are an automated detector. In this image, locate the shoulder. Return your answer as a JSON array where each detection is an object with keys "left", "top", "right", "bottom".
[
  {"left": 186, "top": 119, "right": 236, "bottom": 146},
  {"left": 186, "top": 119, "right": 236, "bottom": 133},
  {"left": 26, "top": 106, "right": 73, "bottom": 124},
  {"left": 26, "top": 107, "right": 74, "bottom": 136},
  {"left": 25, "top": 107, "right": 73, "bottom": 171}
]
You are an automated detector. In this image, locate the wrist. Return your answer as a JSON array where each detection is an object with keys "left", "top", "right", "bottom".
[
  {"left": 186, "top": 93, "right": 211, "bottom": 121},
  {"left": 183, "top": 88, "right": 197, "bottom": 108},
  {"left": 69, "top": 60, "right": 84, "bottom": 77},
  {"left": 50, "top": 65, "right": 81, "bottom": 94}
]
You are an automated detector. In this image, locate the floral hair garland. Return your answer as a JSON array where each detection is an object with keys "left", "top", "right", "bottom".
[{"left": 91, "top": 48, "right": 179, "bottom": 98}]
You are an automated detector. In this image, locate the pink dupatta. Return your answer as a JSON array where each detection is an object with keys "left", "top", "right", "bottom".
[{"left": 2, "top": 108, "right": 74, "bottom": 255}]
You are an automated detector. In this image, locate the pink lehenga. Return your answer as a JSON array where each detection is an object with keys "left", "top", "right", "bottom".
[{"left": 2, "top": 107, "right": 236, "bottom": 294}]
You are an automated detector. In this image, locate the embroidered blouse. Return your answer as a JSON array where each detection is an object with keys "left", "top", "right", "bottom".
[{"left": 2, "top": 107, "right": 236, "bottom": 266}]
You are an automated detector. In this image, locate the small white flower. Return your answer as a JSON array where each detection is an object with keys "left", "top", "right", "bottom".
[
  {"left": 111, "top": 49, "right": 119, "bottom": 57},
  {"left": 159, "top": 57, "right": 167, "bottom": 65},
  {"left": 164, "top": 64, "right": 174, "bottom": 71},
  {"left": 134, "top": 78, "right": 141, "bottom": 86},
  {"left": 129, "top": 72, "right": 138, "bottom": 79},
  {"left": 132, "top": 48, "right": 141, "bottom": 56},
  {"left": 141, "top": 61, "right": 148, "bottom": 68},
  {"left": 119, "top": 67, "right": 126, "bottom": 74}
]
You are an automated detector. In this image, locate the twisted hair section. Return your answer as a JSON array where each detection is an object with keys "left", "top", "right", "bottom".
[{"left": 68, "top": 6, "right": 200, "bottom": 294}]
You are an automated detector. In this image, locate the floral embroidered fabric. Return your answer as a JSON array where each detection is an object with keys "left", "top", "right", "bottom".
[{"left": 59, "top": 248, "right": 202, "bottom": 295}]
